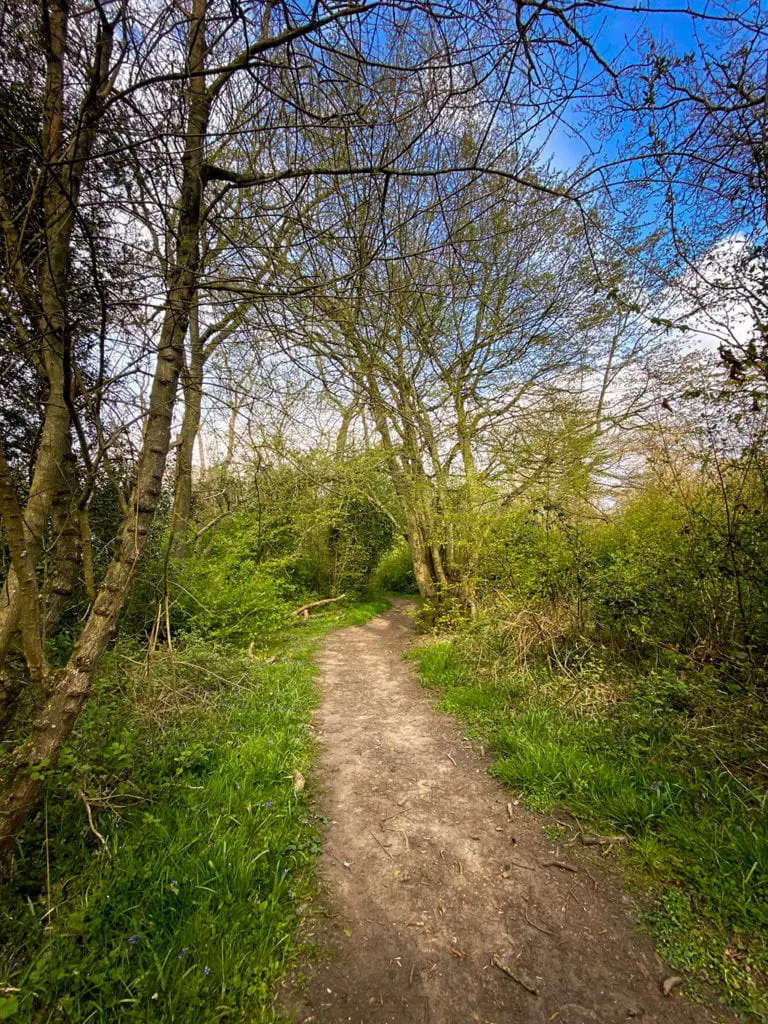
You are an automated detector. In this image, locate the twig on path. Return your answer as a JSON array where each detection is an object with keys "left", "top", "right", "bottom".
[
  {"left": 491, "top": 955, "right": 539, "bottom": 995},
  {"left": 541, "top": 859, "right": 577, "bottom": 872},
  {"left": 446, "top": 753, "right": 457, "bottom": 766},
  {"left": 524, "top": 904, "right": 554, "bottom": 936},
  {"left": 507, "top": 859, "right": 536, "bottom": 871},
  {"left": 370, "top": 829, "right": 395, "bottom": 860}
]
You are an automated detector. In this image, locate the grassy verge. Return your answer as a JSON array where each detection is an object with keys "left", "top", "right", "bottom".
[
  {"left": 0, "top": 598, "right": 388, "bottom": 1023},
  {"left": 409, "top": 629, "right": 768, "bottom": 1021}
]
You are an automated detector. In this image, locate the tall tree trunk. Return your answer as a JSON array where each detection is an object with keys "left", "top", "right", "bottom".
[
  {"left": 405, "top": 519, "right": 439, "bottom": 601},
  {"left": 169, "top": 305, "right": 204, "bottom": 558},
  {"left": 453, "top": 391, "right": 480, "bottom": 616},
  {"left": 0, "top": 339, "right": 70, "bottom": 667},
  {"left": 327, "top": 402, "right": 357, "bottom": 593},
  {"left": 0, "top": 446, "right": 48, "bottom": 688},
  {"left": 0, "top": 0, "right": 210, "bottom": 859},
  {"left": 79, "top": 507, "right": 97, "bottom": 604},
  {"left": 42, "top": 443, "right": 82, "bottom": 635}
]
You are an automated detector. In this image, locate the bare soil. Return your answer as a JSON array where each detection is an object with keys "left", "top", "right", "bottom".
[{"left": 278, "top": 599, "right": 733, "bottom": 1024}]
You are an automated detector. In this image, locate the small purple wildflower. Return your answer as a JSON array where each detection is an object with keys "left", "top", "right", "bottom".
[
  {"left": 178, "top": 947, "right": 188, "bottom": 959},
  {"left": 268, "top": 739, "right": 273, "bottom": 745},
  {"left": 650, "top": 782, "right": 661, "bottom": 793},
  {"left": 128, "top": 934, "right": 141, "bottom": 945},
  {"left": 204, "top": 966, "right": 211, "bottom": 976},
  {"left": 265, "top": 800, "right": 273, "bottom": 807}
]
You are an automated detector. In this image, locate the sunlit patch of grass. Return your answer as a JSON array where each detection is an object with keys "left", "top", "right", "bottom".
[
  {"left": 0, "top": 599, "right": 387, "bottom": 1023},
  {"left": 410, "top": 635, "right": 768, "bottom": 1021}
]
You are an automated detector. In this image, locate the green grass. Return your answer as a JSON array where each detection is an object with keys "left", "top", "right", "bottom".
[
  {"left": 0, "top": 597, "right": 388, "bottom": 1023},
  {"left": 411, "top": 636, "right": 768, "bottom": 1021}
]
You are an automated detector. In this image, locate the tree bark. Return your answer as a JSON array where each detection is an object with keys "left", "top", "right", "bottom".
[
  {"left": 0, "top": 446, "right": 48, "bottom": 687},
  {"left": 42, "top": 444, "right": 82, "bottom": 635},
  {"left": 79, "top": 507, "right": 97, "bottom": 604},
  {"left": 169, "top": 304, "right": 204, "bottom": 558}
]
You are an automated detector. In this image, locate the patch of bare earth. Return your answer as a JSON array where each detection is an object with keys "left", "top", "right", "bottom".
[{"left": 277, "top": 599, "right": 733, "bottom": 1024}]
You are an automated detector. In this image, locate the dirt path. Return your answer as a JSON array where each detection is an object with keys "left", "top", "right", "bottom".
[{"left": 279, "top": 600, "right": 731, "bottom": 1024}]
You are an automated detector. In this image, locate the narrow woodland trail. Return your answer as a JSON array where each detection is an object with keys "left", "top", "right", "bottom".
[{"left": 278, "top": 600, "right": 731, "bottom": 1024}]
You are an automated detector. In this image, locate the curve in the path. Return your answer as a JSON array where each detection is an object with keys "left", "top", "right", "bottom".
[{"left": 279, "top": 599, "right": 731, "bottom": 1024}]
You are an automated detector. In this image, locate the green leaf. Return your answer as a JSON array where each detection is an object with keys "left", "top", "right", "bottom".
[{"left": 0, "top": 995, "right": 19, "bottom": 1019}]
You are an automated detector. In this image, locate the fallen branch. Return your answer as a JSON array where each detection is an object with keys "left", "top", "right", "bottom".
[
  {"left": 524, "top": 904, "right": 554, "bottom": 936},
  {"left": 369, "top": 829, "right": 395, "bottom": 861},
  {"left": 290, "top": 593, "right": 347, "bottom": 620},
  {"left": 541, "top": 859, "right": 577, "bottom": 872},
  {"left": 78, "top": 790, "right": 106, "bottom": 847},
  {"left": 505, "top": 858, "right": 535, "bottom": 871},
  {"left": 491, "top": 955, "right": 539, "bottom": 995}
]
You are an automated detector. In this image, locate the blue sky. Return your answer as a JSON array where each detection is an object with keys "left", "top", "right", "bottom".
[{"left": 540, "top": 0, "right": 761, "bottom": 173}]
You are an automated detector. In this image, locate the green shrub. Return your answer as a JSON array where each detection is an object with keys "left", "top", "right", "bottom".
[
  {"left": 370, "top": 539, "right": 418, "bottom": 594},
  {"left": 174, "top": 550, "right": 295, "bottom": 644}
]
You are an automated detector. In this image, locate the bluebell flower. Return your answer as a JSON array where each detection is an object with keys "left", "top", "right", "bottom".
[
  {"left": 265, "top": 800, "right": 272, "bottom": 807},
  {"left": 128, "top": 934, "right": 141, "bottom": 945},
  {"left": 204, "top": 965, "right": 211, "bottom": 976},
  {"left": 178, "top": 948, "right": 188, "bottom": 959}
]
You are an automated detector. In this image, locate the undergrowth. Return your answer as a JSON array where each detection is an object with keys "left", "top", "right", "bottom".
[
  {"left": 0, "top": 598, "right": 388, "bottom": 1023},
  {"left": 410, "top": 622, "right": 768, "bottom": 1021}
]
